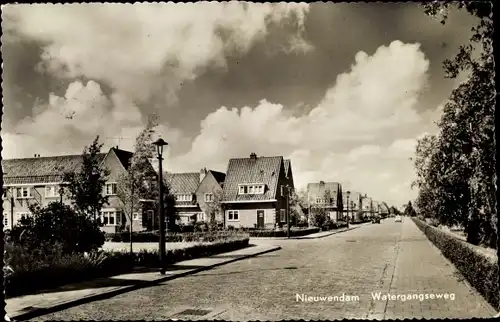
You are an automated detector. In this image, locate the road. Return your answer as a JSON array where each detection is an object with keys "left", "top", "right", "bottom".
[{"left": 34, "top": 218, "right": 496, "bottom": 320}]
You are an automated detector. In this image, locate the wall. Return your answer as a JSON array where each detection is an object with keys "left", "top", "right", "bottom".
[
  {"left": 195, "top": 172, "right": 223, "bottom": 222},
  {"left": 224, "top": 202, "right": 276, "bottom": 228}
]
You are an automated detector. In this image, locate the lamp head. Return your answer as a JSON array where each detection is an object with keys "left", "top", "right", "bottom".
[{"left": 152, "top": 138, "right": 168, "bottom": 155}]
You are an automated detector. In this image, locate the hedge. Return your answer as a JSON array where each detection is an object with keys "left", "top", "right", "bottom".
[
  {"left": 5, "top": 237, "right": 249, "bottom": 297},
  {"left": 412, "top": 218, "right": 498, "bottom": 310},
  {"left": 105, "top": 230, "right": 249, "bottom": 243},
  {"left": 248, "top": 227, "right": 320, "bottom": 237}
]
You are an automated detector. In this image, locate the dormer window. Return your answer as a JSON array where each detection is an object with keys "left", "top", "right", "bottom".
[
  {"left": 238, "top": 184, "right": 265, "bottom": 195},
  {"left": 16, "top": 187, "right": 32, "bottom": 199},
  {"left": 175, "top": 194, "right": 193, "bottom": 202}
]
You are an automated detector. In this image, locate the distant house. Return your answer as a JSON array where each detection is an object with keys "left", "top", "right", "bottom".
[
  {"left": 221, "top": 153, "right": 294, "bottom": 229},
  {"left": 2, "top": 147, "right": 157, "bottom": 233},
  {"left": 164, "top": 168, "right": 225, "bottom": 225},
  {"left": 307, "top": 181, "right": 343, "bottom": 222},
  {"left": 342, "top": 191, "right": 363, "bottom": 221}
]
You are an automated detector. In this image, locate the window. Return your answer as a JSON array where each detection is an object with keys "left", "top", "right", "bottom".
[
  {"left": 280, "top": 209, "right": 286, "bottom": 223},
  {"left": 316, "top": 198, "right": 322, "bottom": 204},
  {"left": 238, "top": 184, "right": 265, "bottom": 195},
  {"left": 204, "top": 193, "right": 214, "bottom": 202},
  {"left": 227, "top": 210, "right": 239, "bottom": 221},
  {"left": 16, "top": 187, "right": 31, "bottom": 199},
  {"left": 198, "top": 212, "right": 205, "bottom": 221},
  {"left": 4, "top": 215, "right": 8, "bottom": 227},
  {"left": 105, "top": 183, "right": 117, "bottom": 195},
  {"left": 100, "top": 210, "right": 121, "bottom": 226},
  {"left": 133, "top": 212, "right": 140, "bottom": 221},
  {"left": 45, "top": 186, "right": 60, "bottom": 198},
  {"left": 175, "top": 194, "right": 193, "bottom": 202}
]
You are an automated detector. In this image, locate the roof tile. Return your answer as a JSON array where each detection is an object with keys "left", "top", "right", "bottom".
[{"left": 222, "top": 156, "right": 283, "bottom": 202}]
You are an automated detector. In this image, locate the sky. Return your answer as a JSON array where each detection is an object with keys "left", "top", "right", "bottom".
[{"left": 1, "top": 2, "right": 477, "bottom": 208}]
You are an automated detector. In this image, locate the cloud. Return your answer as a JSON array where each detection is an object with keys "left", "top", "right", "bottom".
[
  {"left": 3, "top": 3, "right": 312, "bottom": 107},
  {"left": 1, "top": 80, "right": 184, "bottom": 162},
  {"left": 170, "top": 40, "right": 431, "bottom": 206}
]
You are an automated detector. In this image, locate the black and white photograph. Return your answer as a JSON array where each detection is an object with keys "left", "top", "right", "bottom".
[{"left": 1, "top": 1, "right": 497, "bottom": 320}]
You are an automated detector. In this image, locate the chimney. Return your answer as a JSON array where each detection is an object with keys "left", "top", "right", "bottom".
[
  {"left": 250, "top": 152, "right": 257, "bottom": 160},
  {"left": 200, "top": 167, "right": 207, "bottom": 182}
]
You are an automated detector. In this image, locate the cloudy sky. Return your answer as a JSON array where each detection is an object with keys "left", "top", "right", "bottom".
[{"left": 1, "top": 2, "right": 477, "bottom": 207}]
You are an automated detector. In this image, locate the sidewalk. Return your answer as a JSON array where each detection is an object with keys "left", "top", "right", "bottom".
[
  {"left": 250, "top": 222, "right": 371, "bottom": 241},
  {"left": 5, "top": 243, "right": 280, "bottom": 321},
  {"left": 368, "top": 219, "right": 497, "bottom": 319}
]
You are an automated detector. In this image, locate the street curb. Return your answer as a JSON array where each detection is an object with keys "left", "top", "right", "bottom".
[
  {"left": 8, "top": 244, "right": 281, "bottom": 321},
  {"left": 249, "top": 223, "right": 371, "bottom": 241}
]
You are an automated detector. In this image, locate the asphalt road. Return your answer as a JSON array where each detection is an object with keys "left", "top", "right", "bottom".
[{"left": 34, "top": 218, "right": 496, "bottom": 320}]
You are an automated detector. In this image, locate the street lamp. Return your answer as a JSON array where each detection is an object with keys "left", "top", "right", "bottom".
[
  {"left": 346, "top": 191, "right": 351, "bottom": 228},
  {"left": 152, "top": 138, "right": 168, "bottom": 275}
]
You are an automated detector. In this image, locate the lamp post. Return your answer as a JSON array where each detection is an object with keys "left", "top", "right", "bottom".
[
  {"left": 152, "top": 138, "right": 168, "bottom": 275},
  {"left": 346, "top": 191, "right": 350, "bottom": 228}
]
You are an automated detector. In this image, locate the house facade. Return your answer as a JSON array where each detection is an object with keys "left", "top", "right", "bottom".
[
  {"left": 221, "top": 153, "right": 294, "bottom": 229},
  {"left": 2, "top": 147, "right": 156, "bottom": 233},
  {"left": 164, "top": 168, "right": 225, "bottom": 225},
  {"left": 307, "top": 181, "right": 343, "bottom": 222}
]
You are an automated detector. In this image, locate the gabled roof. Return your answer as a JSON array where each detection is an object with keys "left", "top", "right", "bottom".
[
  {"left": 112, "top": 148, "right": 134, "bottom": 170},
  {"left": 2, "top": 147, "right": 133, "bottom": 185},
  {"left": 209, "top": 170, "right": 226, "bottom": 185},
  {"left": 307, "top": 182, "right": 340, "bottom": 199},
  {"left": 222, "top": 155, "right": 283, "bottom": 202},
  {"left": 284, "top": 159, "right": 291, "bottom": 177}
]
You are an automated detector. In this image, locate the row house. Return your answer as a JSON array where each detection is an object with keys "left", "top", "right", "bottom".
[
  {"left": 164, "top": 168, "right": 225, "bottom": 225},
  {"left": 221, "top": 153, "right": 294, "bottom": 229},
  {"left": 306, "top": 181, "right": 343, "bottom": 222},
  {"left": 2, "top": 147, "right": 157, "bottom": 233}
]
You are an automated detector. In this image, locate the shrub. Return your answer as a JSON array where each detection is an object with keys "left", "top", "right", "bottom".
[
  {"left": 5, "top": 236, "right": 249, "bottom": 297},
  {"left": 248, "top": 227, "right": 320, "bottom": 237},
  {"left": 104, "top": 230, "right": 249, "bottom": 243},
  {"left": 412, "top": 218, "right": 498, "bottom": 309},
  {"left": 9, "top": 202, "right": 105, "bottom": 254}
]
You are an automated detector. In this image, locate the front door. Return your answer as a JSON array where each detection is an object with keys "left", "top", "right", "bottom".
[{"left": 257, "top": 210, "right": 265, "bottom": 229}]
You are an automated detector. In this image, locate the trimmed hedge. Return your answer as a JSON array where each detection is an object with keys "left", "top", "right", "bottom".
[
  {"left": 105, "top": 231, "right": 248, "bottom": 243},
  {"left": 5, "top": 237, "right": 249, "bottom": 297},
  {"left": 412, "top": 218, "right": 498, "bottom": 309},
  {"left": 248, "top": 227, "right": 320, "bottom": 237}
]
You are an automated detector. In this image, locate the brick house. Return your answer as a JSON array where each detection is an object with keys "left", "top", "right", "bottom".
[
  {"left": 307, "top": 181, "right": 343, "bottom": 222},
  {"left": 221, "top": 153, "right": 294, "bottom": 229},
  {"left": 164, "top": 168, "right": 225, "bottom": 225},
  {"left": 2, "top": 147, "right": 156, "bottom": 233}
]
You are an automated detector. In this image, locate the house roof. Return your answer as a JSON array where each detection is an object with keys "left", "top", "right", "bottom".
[
  {"left": 284, "top": 159, "right": 291, "bottom": 177},
  {"left": 307, "top": 182, "right": 340, "bottom": 200},
  {"left": 222, "top": 155, "right": 283, "bottom": 202},
  {"left": 112, "top": 148, "right": 134, "bottom": 170},
  {"left": 164, "top": 172, "right": 200, "bottom": 195},
  {"left": 2, "top": 147, "right": 131, "bottom": 185},
  {"left": 209, "top": 170, "right": 226, "bottom": 185}
]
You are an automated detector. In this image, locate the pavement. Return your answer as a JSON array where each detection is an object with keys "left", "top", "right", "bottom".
[
  {"left": 9, "top": 219, "right": 498, "bottom": 320},
  {"left": 5, "top": 243, "right": 280, "bottom": 321}
]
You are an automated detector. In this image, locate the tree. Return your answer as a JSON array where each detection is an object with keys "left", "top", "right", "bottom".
[
  {"left": 117, "top": 117, "right": 159, "bottom": 254},
  {"left": 404, "top": 201, "right": 417, "bottom": 218},
  {"left": 289, "top": 188, "right": 308, "bottom": 226},
  {"left": 10, "top": 202, "right": 104, "bottom": 254},
  {"left": 202, "top": 188, "right": 224, "bottom": 230},
  {"left": 64, "top": 136, "right": 110, "bottom": 222},
  {"left": 415, "top": 2, "right": 496, "bottom": 247}
]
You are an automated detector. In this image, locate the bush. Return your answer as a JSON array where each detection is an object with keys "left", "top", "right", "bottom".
[
  {"left": 104, "top": 230, "right": 249, "bottom": 243},
  {"left": 249, "top": 227, "right": 320, "bottom": 237},
  {"left": 4, "top": 236, "right": 249, "bottom": 297},
  {"left": 9, "top": 202, "right": 105, "bottom": 254},
  {"left": 412, "top": 218, "right": 498, "bottom": 309}
]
